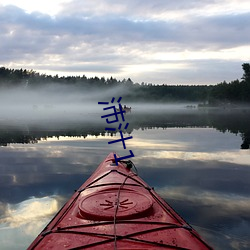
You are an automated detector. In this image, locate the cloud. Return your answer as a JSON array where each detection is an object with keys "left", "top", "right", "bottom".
[
  {"left": 9, "top": 6, "right": 248, "bottom": 49},
  {"left": 58, "top": 0, "right": 244, "bottom": 19},
  {"left": 0, "top": 1, "right": 250, "bottom": 84}
]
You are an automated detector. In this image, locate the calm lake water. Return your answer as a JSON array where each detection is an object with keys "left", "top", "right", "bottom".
[{"left": 0, "top": 104, "right": 250, "bottom": 249}]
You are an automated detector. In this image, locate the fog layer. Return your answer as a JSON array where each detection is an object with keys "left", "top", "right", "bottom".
[{"left": 0, "top": 85, "right": 196, "bottom": 124}]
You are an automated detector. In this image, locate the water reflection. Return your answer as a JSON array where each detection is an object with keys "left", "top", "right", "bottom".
[
  {"left": 0, "top": 196, "right": 59, "bottom": 228},
  {"left": 0, "top": 108, "right": 250, "bottom": 249},
  {"left": 0, "top": 107, "right": 250, "bottom": 149},
  {"left": 0, "top": 196, "right": 62, "bottom": 250}
]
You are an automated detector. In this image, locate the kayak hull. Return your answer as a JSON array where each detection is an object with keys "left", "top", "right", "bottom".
[{"left": 28, "top": 152, "right": 213, "bottom": 249}]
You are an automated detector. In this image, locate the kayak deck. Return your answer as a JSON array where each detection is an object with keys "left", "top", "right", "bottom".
[{"left": 28, "top": 153, "right": 213, "bottom": 249}]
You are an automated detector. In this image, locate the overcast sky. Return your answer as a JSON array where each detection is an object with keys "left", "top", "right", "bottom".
[{"left": 0, "top": 0, "right": 250, "bottom": 85}]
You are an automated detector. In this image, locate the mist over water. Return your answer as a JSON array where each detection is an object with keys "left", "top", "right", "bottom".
[
  {"left": 0, "top": 85, "right": 98, "bottom": 122},
  {"left": 0, "top": 85, "right": 197, "bottom": 124}
]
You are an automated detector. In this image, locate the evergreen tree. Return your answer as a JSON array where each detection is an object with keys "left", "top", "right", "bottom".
[{"left": 242, "top": 63, "right": 250, "bottom": 83}]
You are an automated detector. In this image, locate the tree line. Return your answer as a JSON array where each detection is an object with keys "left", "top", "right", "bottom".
[
  {"left": 0, "top": 63, "right": 249, "bottom": 104},
  {"left": 208, "top": 63, "right": 250, "bottom": 105}
]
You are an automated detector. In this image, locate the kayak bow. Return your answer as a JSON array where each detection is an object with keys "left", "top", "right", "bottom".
[{"left": 28, "top": 152, "right": 213, "bottom": 249}]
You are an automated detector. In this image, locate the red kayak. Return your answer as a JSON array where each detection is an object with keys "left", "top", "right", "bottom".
[{"left": 28, "top": 153, "right": 213, "bottom": 249}]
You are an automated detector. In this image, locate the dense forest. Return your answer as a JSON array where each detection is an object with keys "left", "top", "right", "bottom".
[{"left": 0, "top": 63, "right": 250, "bottom": 104}]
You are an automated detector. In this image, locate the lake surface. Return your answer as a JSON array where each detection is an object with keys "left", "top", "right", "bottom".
[{"left": 0, "top": 104, "right": 250, "bottom": 249}]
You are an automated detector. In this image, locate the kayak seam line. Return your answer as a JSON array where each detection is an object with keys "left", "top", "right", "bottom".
[
  {"left": 81, "top": 182, "right": 142, "bottom": 190},
  {"left": 56, "top": 220, "right": 182, "bottom": 230},
  {"left": 83, "top": 170, "right": 114, "bottom": 189},
  {"left": 39, "top": 191, "right": 82, "bottom": 239},
  {"left": 78, "top": 169, "right": 151, "bottom": 193},
  {"left": 148, "top": 189, "right": 186, "bottom": 225},
  {"left": 147, "top": 190, "right": 213, "bottom": 249},
  {"left": 55, "top": 225, "right": 191, "bottom": 250},
  {"left": 55, "top": 225, "right": 192, "bottom": 235}
]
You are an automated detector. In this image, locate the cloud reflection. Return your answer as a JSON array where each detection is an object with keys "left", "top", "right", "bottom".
[
  {"left": 0, "top": 196, "right": 62, "bottom": 249},
  {"left": 0, "top": 196, "right": 59, "bottom": 229},
  {"left": 151, "top": 150, "right": 250, "bottom": 167},
  {"left": 157, "top": 186, "right": 250, "bottom": 216}
]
